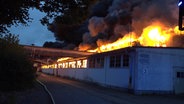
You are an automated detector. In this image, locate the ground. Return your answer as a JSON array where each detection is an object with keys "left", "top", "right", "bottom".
[
  {"left": 39, "top": 73, "right": 184, "bottom": 104},
  {"left": 0, "top": 73, "right": 184, "bottom": 104}
]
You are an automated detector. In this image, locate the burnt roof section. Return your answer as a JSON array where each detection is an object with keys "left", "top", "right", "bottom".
[
  {"left": 88, "top": 46, "right": 184, "bottom": 58},
  {"left": 23, "top": 45, "right": 95, "bottom": 59},
  {"left": 23, "top": 45, "right": 184, "bottom": 60}
]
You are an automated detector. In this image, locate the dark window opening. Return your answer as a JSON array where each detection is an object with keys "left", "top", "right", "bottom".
[
  {"left": 89, "top": 57, "right": 104, "bottom": 68},
  {"left": 123, "top": 54, "right": 129, "bottom": 67},
  {"left": 110, "top": 55, "right": 121, "bottom": 68},
  {"left": 89, "top": 58, "right": 95, "bottom": 68},
  {"left": 110, "top": 56, "right": 115, "bottom": 68},
  {"left": 177, "top": 72, "right": 184, "bottom": 78}
]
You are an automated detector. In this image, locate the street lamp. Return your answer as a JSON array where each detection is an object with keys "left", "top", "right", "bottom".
[{"left": 178, "top": 0, "right": 184, "bottom": 30}]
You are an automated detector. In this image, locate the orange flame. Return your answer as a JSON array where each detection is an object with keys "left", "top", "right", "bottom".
[
  {"left": 138, "top": 22, "right": 171, "bottom": 47},
  {"left": 88, "top": 33, "right": 137, "bottom": 53},
  {"left": 86, "top": 22, "right": 184, "bottom": 53}
]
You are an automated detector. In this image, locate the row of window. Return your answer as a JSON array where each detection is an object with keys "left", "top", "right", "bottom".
[
  {"left": 42, "top": 54, "right": 130, "bottom": 69},
  {"left": 88, "top": 54, "right": 129, "bottom": 68},
  {"left": 110, "top": 54, "right": 129, "bottom": 68},
  {"left": 58, "top": 60, "right": 87, "bottom": 69},
  {"left": 42, "top": 59, "right": 87, "bottom": 69},
  {"left": 89, "top": 57, "right": 104, "bottom": 68}
]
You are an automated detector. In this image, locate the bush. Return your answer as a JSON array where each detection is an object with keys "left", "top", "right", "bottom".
[{"left": 0, "top": 34, "right": 36, "bottom": 91}]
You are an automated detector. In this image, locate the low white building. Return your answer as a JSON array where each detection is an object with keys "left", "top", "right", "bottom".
[{"left": 42, "top": 47, "right": 184, "bottom": 94}]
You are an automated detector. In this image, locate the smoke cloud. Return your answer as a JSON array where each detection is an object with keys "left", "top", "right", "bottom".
[
  {"left": 78, "top": 0, "right": 182, "bottom": 51},
  {"left": 45, "top": 0, "right": 183, "bottom": 50},
  {"left": 88, "top": 16, "right": 106, "bottom": 37}
]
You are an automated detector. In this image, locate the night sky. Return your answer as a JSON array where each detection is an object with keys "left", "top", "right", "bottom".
[{"left": 9, "top": 9, "right": 55, "bottom": 46}]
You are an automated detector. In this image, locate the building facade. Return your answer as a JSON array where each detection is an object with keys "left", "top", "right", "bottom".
[{"left": 41, "top": 47, "right": 184, "bottom": 94}]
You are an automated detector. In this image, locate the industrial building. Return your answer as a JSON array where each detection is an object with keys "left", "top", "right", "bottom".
[{"left": 41, "top": 47, "right": 184, "bottom": 94}]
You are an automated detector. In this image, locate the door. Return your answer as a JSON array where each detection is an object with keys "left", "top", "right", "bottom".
[{"left": 174, "top": 67, "right": 184, "bottom": 94}]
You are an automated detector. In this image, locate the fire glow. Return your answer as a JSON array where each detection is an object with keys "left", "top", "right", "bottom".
[
  {"left": 87, "top": 22, "right": 183, "bottom": 53},
  {"left": 41, "top": 58, "right": 88, "bottom": 69}
]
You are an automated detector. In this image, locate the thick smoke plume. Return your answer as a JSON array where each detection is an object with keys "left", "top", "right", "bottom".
[
  {"left": 78, "top": 0, "right": 182, "bottom": 50},
  {"left": 45, "top": 0, "right": 183, "bottom": 50}
]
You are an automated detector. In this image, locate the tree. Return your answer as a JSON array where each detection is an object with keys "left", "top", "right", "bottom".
[
  {"left": 0, "top": 0, "right": 98, "bottom": 90},
  {"left": 0, "top": 34, "right": 36, "bottom": 91},
  {"left": 0, "top": 0, "right": 98, "bottom": 33},
  {"left": 0, "top": 0, "right": 38, "bottom": 33}
]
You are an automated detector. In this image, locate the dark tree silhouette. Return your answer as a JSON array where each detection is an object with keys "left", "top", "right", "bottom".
[
  {"left": 0, "top": 0, "right": 97, "bottom": 33},
  {"left": 0, "top": 34, "right": 36, "bottom": 91}
]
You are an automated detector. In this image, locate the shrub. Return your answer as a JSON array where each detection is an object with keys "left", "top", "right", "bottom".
[{"left": 0, "top": 34, "right": 36, "bottom": 91}]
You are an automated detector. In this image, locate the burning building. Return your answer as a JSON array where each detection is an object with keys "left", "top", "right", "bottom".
[
  {"left": 41, "top": 0, "right": 184, "bottom": 94},
  {"left": 41, "top": 47, "right": 184, "bottom": 94}
]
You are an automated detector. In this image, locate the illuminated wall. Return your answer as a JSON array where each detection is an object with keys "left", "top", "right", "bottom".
[{"left": 41, "top": 58, "right": 87, "bottom": 69}]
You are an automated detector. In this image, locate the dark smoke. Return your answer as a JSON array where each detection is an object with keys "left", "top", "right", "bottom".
[
  {"left": 45, "top": 21, "right": 88, "bottom": 49},
  {"left": 79, "top": 0, "right": 182, "bottom": 50},
  {"left": 90, "top": 0, "right": 113, "bottom": 17},
  {"left": 172, "top": 35, "right": 184, "bottom": 47},
  {"left": 45, "top": 0, "right": 184, "bottom": 50}
]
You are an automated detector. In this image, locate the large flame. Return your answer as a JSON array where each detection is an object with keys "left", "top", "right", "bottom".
[
  {"left": 87, "top": 33, "right": 137, "bottom": 53},
  {"left": 138, "top": 22, "right": 171, "bottom": 47},
  {"left": 87, "top": 22, "right": 183, "bottom": 53}
]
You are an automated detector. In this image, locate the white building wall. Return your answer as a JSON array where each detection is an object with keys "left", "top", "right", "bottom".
[
  {"left": 41, "top": 47, "right": 184, "bottom": 94},
  {"left": 57, "top": 68, "right": 106, "bottom": 84},
  {"left": 129, "top": 50, "right": 138, "bottom": 91},
  {"left": 56, "top": 67, "right": 130, "bottom": 88},
  {"left": 106, "top": 68, "right": 129, "bottom": 88},
  {"left": 134, "top": 48, "right": 184, "bottom": 94},
  {"left": 42, "top": 53, "right": 131, "bottom": 89},
  {"left": 74, "top": 69, "right": 86, "bottom": 80},
  {"left": 85, "top": 69, "right": 106, "bottom": 84},
  {"left": 42, "top": 68, "right": 54, "bottom": 74},
  {"left": 105, "top": 55, "right": 130, "bottom": 88}
]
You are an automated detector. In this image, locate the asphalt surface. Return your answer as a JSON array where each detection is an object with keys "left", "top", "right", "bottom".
[
  {"left": 0, "top": 80, "right": 51, "bottom": 104},
  {"left": 38, "top": 73, "right": 184, "bottom": 104}
]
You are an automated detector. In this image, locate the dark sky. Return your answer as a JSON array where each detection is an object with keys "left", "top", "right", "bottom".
[{"left": 9, "top": 9, "right": 55, "bottom": 46}]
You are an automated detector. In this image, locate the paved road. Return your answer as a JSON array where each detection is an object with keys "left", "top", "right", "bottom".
[{"left": 38, "top": 73, "right": 184, "bottom": 104}]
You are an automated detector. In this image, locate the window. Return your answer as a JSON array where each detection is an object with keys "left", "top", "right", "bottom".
[
  {"left": 89, "top": 58, "right": 95, "bottom": 68},
  {"left": 69, "top": 61, "right": 76, "bottom": 68},
  {"left": 123, "top": 54, "right": 129, "bottom": 67},
  {"left": 58, "top": 63, "right": 63, "bottom": 68},
  {"left": 115, "top": 56, "right": 121, "bottom": 67},
  {"left": 77, "top": 60, "right": 82, "bottom": 68},
  {"left": 89, "top": 57, "right": 104, "bottom": 68},
  {"left": 63, "top": 62, "right": 68, "bottom": 68},
  {"left": 81, "top": 59, "right": 87, "bottom": 68},
  {"left": 177, "top": 72, "right": 184, "bottom": 78},
  {"left": 110, "top": 56, "right": 115, "bottom": 67},
  {"left": 110, "top": 55, "right": 121, "bottom": 68},
  {"left": 96, "top": 57, "right": 104, "bottom": 68}
]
